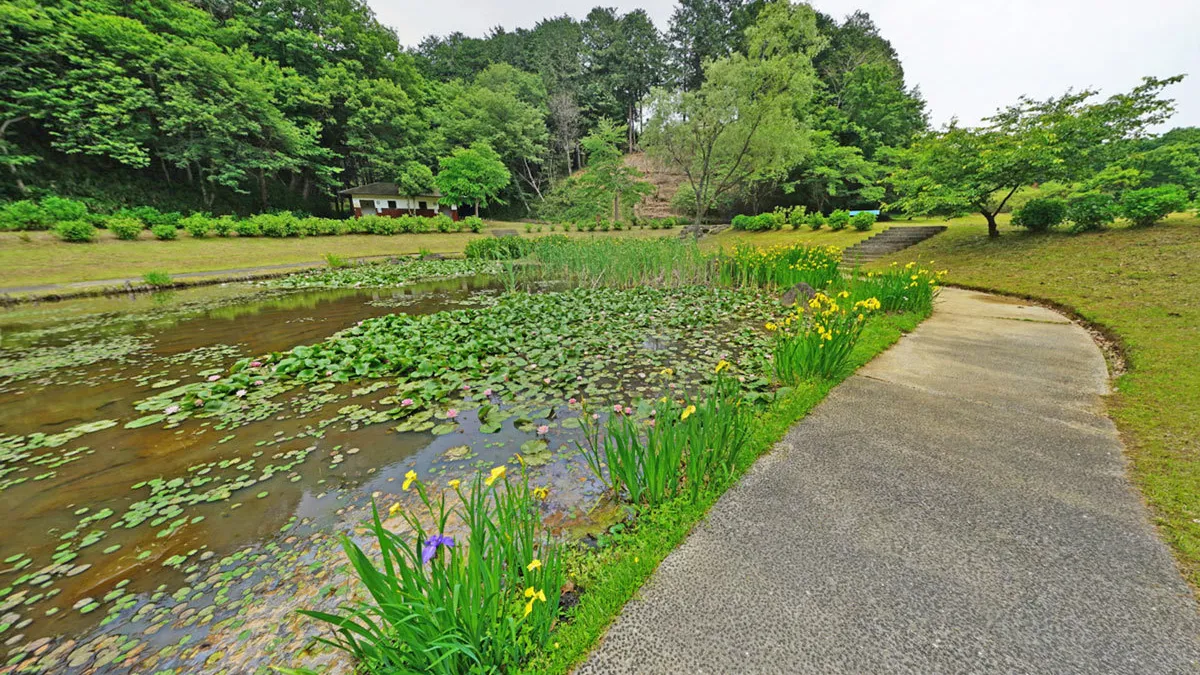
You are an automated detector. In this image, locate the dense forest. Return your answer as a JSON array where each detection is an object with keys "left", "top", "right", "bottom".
[{"left": 0, "top": 0, "right": 928, "bottom": 218}]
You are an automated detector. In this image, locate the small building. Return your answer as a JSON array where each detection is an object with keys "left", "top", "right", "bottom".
[{"left": 338, "top": 182, "right": 459, "bottom": 220}]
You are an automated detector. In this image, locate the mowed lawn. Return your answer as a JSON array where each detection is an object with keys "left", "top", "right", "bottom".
[
  {"left": 0, "top": 224, "right": 677, "bottom": 289},
  {"left": 872, "top": 213, "right": 1200, "bottom": 590}
]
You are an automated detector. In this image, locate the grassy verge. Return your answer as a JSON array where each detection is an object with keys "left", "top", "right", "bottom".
[
  {"left": 871, "top": 213, "right": 1200, "bottom": 591},
  {"left": 701, "top": 222, "right": 905, "bottom": 251},
  {"left": 522, "top": 310, "right": 927, "bottom": 673},
  {"left": 0, "top": 225, "right": 679, "bottom": 289}
]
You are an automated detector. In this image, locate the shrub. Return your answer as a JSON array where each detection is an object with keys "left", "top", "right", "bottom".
[
  {"left": 107, "top": 217, "right": 144, "bottom": 240},
  {"left": 142, "top": 271, "right": 172, "bottom": 287},
  {"left": 118, "top": 206, "right": 179, "bottom": 228},
  {"left": 730, "top": 213, "right": 776, "bottom": 232},
  {"left": 54, "top": 220, "right": 97, "bottom": 242},
  {"left": 324, "top": 253, "right": 351, "bottom": 269},
  {"left": 0, "top": 200, "right": 50, "bottom": 230},
  {"left": 850, "top": 211, "right": 877, "bottom": 231},
  {"left": 806, "top": 211, "right": 825, "bottom": 230},
  {"left": 234, "top": 219, "right": 262, "bottom": 237},
  {"left": 1065, "top": 192, "right": 1117, "bottom": 232},
  {"left": 251, "top": 212, "right": 298, "bottom": 238},
  {"left": 827, "top": 209, "right": 851, "bottom": 230},
  {"left": 180, "top": 214, "right": 212, "bottom": 238},
  {"left": 211, "top": 216, "right": 235, "bottom": 237},
  {"left": 464, "top": 215, "right": 485, "bottom": 233},
  {"left": 785, "top": 206, "right": 806, "bottom": 229},
  {"left": 1119, "top": 185, "right": 1189, "bottom": 227},
  {"left": 1012, "top": 197, "right": 1067, "bottom": 232},
  {"left": 40, "top": 196, "right": 89, "bottom": 223},
  {"left": 150, "top": 223, "right": 177, "bottom": 240},
  {"left": 433, "top": 213, "right": 455, "bottom": 233}
]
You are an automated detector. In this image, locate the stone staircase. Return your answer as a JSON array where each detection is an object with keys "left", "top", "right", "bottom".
[{"left": 842, "top": 225, "right": 946, "bottom": 266}]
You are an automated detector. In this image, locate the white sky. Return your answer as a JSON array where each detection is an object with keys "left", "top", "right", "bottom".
[{"left": 369, "top": 0, "right": 1200, "bottom": 129}]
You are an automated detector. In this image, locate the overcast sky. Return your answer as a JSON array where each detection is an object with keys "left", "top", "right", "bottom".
[{"left": 370, "top": 0, "right": 1200, "bottom": 130}]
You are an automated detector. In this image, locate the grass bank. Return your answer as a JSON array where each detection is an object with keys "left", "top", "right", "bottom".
[
  {"left": 872, "top": 213, "right": 1200, "bottom": 590},
  {"left": 522, "top": 310, "right": 928, "bottom": 673}
]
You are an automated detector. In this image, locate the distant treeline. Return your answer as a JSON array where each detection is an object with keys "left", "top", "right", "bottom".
[{"left": 1, "top": 1, "right": 926, "bottom": 218}]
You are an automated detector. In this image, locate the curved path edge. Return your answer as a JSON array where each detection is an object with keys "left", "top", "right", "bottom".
[{"left": 577, "top": 287, "right": 1199, "bottom": 674}]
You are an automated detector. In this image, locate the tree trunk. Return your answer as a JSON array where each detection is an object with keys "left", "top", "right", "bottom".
[
  {"left": 613, "top": 192, "right": 620, "bottom": 222},
  {"left": 983, "top": 211, "right": 999, "bottom": 238},
  {"left": 258, "top": 168, "right": 269, "bottom": 212}
]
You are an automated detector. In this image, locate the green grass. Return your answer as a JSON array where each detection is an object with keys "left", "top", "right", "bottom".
[
  {"left": 702, "top": 222, "right": 890, "bottom": 251},
  {"left": 0, "top": 225, "right": 680, "bottom": 290},
  {"left": 871, "top": 213, "right": 1200, "bottom": 591},
  {"left": 521, "top": 310, "right": 927, "bottom": 674}
]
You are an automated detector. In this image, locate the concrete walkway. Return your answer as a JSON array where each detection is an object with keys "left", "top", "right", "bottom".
[{"left": 579, "top": 288, "right": 1199, "bottom": 674}]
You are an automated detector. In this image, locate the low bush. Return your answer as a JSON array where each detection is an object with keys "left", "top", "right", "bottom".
[
  {"left": 180, "top": 214, "right": 212, "bottom": 238},
  {"left": 150, "top": 223, "right": 178, "bottom": 240},
  {"left": 212, "top": 216, "right": 236, "bottom": 237},
  {"left": 730, "top": 213, "right": 779, "bottom": 232},
  {"left": 234, "top": 219, "right": 262, "bottom": 237},
  {"left": 252, "top": 212, "right": 298, "bottom": 238},
  {"left": 464, "top": 215, "right": 485, "bottom": 233},
  {"left": 806, "top": 211, "right": 825, "bottom": 230},
  {"left": 784, "top": 206, "right": 806, "bottom": 229},
  {"left": 41, "top": 196, "right": 89, "bottom": 223},
  {"left": 0, "top": 200, "right": 51, "bottom": 230},
  {"left": 827, "top": 209, "right": 851, "bottom": 231},
  {"left": 1065, "top": 192, "right": 1117, "bottom": 232},
  {"left": 54, "top": 220, "right": 97, "bottom": 243},
  {"left": 1012, "top": 197, "right": 1067, "bottom": 232},
  {"left": 118, "top": 206, "right": 181, "bottom": 228},
  {"left": 1119, "top": 185, "right": 1189, "bottom": 227},
  {"left": 108, "top": 217, "right": 144, "bottom": 240},
  {"left": 850, "top": 211, "right": 877, "bottom": 231}
]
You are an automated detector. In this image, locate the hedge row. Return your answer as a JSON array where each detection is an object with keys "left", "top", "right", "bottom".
[{"left": 1012, "top": 185, "right": 1191, "bottom": 233}]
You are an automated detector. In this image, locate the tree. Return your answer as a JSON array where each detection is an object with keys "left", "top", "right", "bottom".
[
  {"left": 577, "top": 119, "right": 652, "bottom": 221},
  {"left": 435, "top": 142, "right": 510, "bottom": 215},
  {"left": 889, "top": 76, "right": 1183, "bottom": 237},
  {"left": 644, "top": 0, "right": 815, "bottom": 225},
  {"left": 396, "top": 161, "right": 434, "bottom": 213},
  {"left": 668, "top": 0, "right": 765, "bottom": 91}
]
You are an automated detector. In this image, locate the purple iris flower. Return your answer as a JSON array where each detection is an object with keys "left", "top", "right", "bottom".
[{"left": 421, "top": 534, "right": 455, "bottom": 564}]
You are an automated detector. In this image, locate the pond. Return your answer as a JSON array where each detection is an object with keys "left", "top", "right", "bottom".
[{"left": 0, "top": 264, "right": 782, "bottom": 673}]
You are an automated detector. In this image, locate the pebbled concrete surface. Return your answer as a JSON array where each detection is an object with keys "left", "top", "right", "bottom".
[{"left": 578, "top": 288, "right": 1200, "bottom": 674}]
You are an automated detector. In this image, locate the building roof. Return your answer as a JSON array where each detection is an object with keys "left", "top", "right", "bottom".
[{"left": 338, "top": 182, "right": 443, "bottom": 198}]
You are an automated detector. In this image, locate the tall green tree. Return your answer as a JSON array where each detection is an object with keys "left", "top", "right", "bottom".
[
  {"left": 645, "top": 0, "right": 814, "bottom": 224},
  {"left": 435, "top": 142, "right": 511, "bottom": 215},
  {"left": 577, "top": 119, "right": 652, "bottom": 220},
  {"left": 889, "top": 76, "right": 1183, "bottom": 237},
  {"left": 668, "top": 0, "right": 765, "bottom": 91},
  {"left": 396, "top": 161, "right": 435, "bottom": 213}
]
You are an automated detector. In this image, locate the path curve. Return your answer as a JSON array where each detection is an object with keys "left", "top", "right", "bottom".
[{"left": 578, "top": 287, "right": 1199, "bottom": 674}]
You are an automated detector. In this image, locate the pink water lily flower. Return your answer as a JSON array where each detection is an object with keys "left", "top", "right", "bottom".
[
  {"left": 613, "top": 404, "right": 623, "bottom": 413},
  {"left": 537, "top": 425, "right": 549, "bottom": 435},
  {"left": 254, "top": 380, "right": 263, "bottom": 386},
  {"left": 235, "top": 389, "right": 247, "bottom": 398},
  {"left": 249, "top": 361, "right": 262, "bottom": 368},
  {"left": 568, "top": 398, "right": 577, "bottom": 405},
  {"left": 483, "top": 389, "right": 493, "bottom": 397},
  {"left": 401, "top": 398, "right": 414, "bottom": 406},
  {"left": 194, "top": 399, "right": 204, "bottom": 407},
  {"left": 164, "top": 405, "right": 180, "bottom": 415},
  {"left": 592, "top": 413, "right": 600, "bottom": 420},
  {"left": 207, "top": 375, "right": 220, "bottom": 382},
  {"left": 462, "top": 384, "right": 471, "bottom": 390},
  {"left": 543, "top": 378, "right": 551, "bottom": 384},
  {"left": 446, "top": 408, "right": 458, "bottom": 419}
]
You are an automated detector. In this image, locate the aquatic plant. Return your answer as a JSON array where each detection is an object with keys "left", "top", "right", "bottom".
[
  {"left": 577, "top": 362, "right": 751, "bottom": 505},
  {"left": 529, "top": 237, "right": 713, "bottom": 288},
  {"left": 297, "top": 467, "right": 562, "bottom": 673},
  {"left": 850, "top": 263, "right": 944, "bottom": 314},
  {"left": 716, "top": 244, "right": 843, "bottom": 290},
  {"left": 768, "top": 292, "right": 880, "bottom": 383},
  {"left": 142, "top": 270, "right": 173, "bottom": 287}
]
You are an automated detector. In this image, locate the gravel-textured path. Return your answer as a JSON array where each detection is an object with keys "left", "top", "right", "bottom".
[{"left": 579, "top": 288, "right": 1199, "bottom": 674}]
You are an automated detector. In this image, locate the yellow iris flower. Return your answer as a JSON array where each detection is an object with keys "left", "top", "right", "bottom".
[
  {"left": 402, "top": 470, "right": 417, "bottom": 490},
  {"left": 447, "top": 479, "right": 461, "bottom": 490},
  {"left": 714, "top": 360, "right": 731, "bottom": 373},
  {"left": 680, "top": 404, "right": 697, "bottom": 421},
  {"left": 527, "top": 559, "right": 542, "bottom": 572},
  {"left": 523, "top": 586, "right": 547, "bottom": 617},
  {"left": 485, "top": 465, "right": 507, "bottom": 486}
]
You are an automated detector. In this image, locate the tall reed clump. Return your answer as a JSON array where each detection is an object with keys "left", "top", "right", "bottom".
[
  {"left": 297, "top": 467, "right": 562, "bottom": 674},
  {"left": 716, "top": 244, "right": 843, "bottom": 290},
  {"left": 851, "top": 262, "right": 945, "bottom": 314},
  {"left": 768, "top": 292, "right": 881, "bottom": 383},
  {"left": 530, "top": 237, "right": 713, "bottom": 288},
  {"left": 577, "top": 361, "right": 751, "bottom": 506}
]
